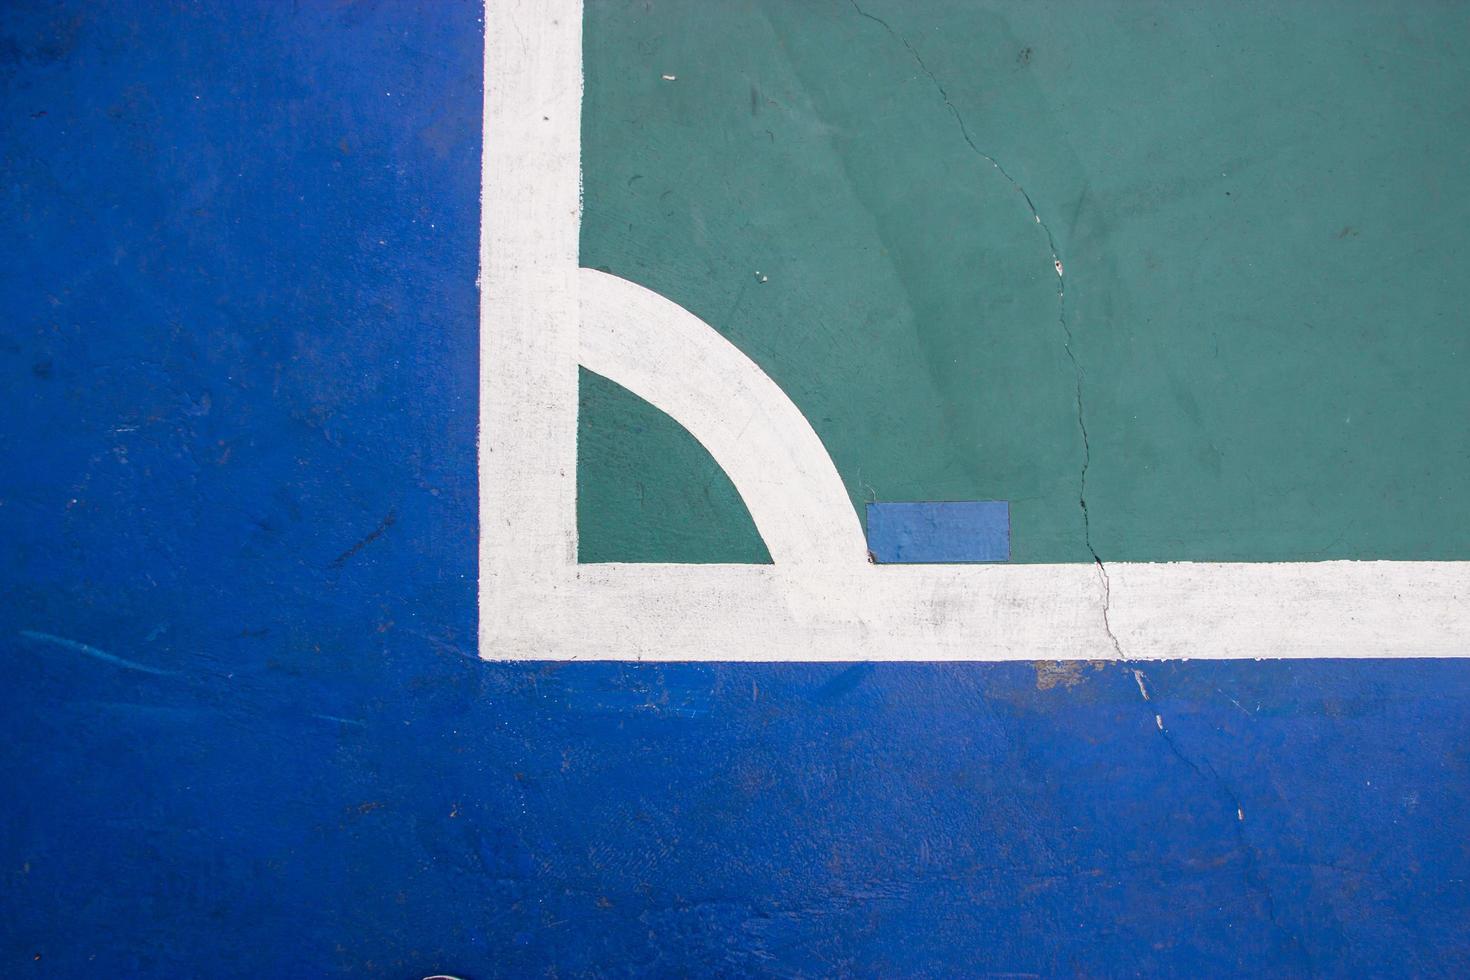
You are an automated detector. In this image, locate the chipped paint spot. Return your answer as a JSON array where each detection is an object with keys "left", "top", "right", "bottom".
[
  {"left": 1133, "top": 669, "right": 1150, "bottom": 701},
  {"left": 1033, "top": 660, "right": 1106, "bottom": 690}
]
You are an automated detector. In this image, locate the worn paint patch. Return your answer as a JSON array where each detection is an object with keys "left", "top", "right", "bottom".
[
  {"left": 1033, "top": 659, "right": 1107, "bottom": 691},
  {"left": 866, "top": 501, "right": 1010, "bottom": 563}
]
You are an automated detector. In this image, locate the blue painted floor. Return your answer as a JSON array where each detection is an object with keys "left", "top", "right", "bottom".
[{"left": 3, "top": 2, "right": 1468, "bottom": 976}]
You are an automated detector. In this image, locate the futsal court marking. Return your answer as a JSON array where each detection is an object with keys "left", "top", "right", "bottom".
[{"left": 478, "top": 0, "right": 1470, "bottom": 661}]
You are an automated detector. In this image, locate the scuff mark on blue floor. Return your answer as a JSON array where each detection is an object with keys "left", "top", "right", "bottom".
[{"left": 17, "top": 631, "right": 178, "bottom": 678}]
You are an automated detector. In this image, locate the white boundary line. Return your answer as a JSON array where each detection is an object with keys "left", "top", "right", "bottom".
[
  {"left": 480, "top": 0, "right": 582, "bottom": 653},
  {"left": 480, "top": 0, "right": 1470, "bottom": 661}
]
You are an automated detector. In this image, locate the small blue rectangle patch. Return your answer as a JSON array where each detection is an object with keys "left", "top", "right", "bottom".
[{"left": 865, "top": 501, "right": 1010, "bottom": 563}]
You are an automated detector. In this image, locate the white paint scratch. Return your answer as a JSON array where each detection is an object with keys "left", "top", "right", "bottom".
[
  {"left": 313, "top": 714, "right": 367, "bottom": 728},
  {"left": 18, "top": 630, "right": 176, "bottom": 676}
]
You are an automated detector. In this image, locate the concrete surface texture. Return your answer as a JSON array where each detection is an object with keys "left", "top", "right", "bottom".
[{"left": 3, "top": 1, "right": 1469, "bottom": 976}]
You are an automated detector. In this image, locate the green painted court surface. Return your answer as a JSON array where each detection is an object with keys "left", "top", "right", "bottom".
[{"left": 577, "top": 0, "right": 1470, "bottom": 565}]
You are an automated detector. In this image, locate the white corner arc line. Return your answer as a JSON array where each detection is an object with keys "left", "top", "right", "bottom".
[{"left": 579, "top": 268, "right": 868, "bottom": 568}]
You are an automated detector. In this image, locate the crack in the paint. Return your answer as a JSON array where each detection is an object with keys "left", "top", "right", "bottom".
[
  {"left": 1132, "top": 669, "right": 1314, "bottom": 973},
  {"left": 848, "top": 0, "right": 1124, "bottom": 656}
]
